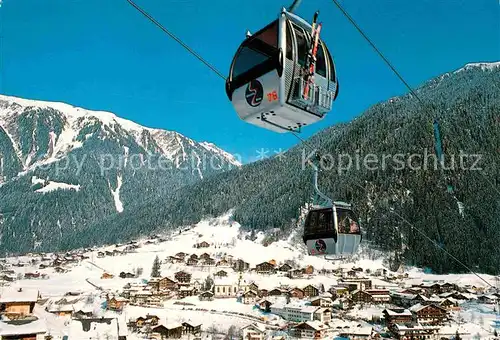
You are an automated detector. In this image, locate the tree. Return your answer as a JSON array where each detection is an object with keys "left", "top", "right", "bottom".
[
  {"left": 455, "top": 330, "right": 461, "bottom": 340},
  {"left": 319, "top": 283, "right": 325, "bottom": 293},
  {"left": 203, "top": 275, "right": 214, "bottom": 291},
  {"left": 151, "top": 255, "right": 161, "bottom": 278},
  {"left": 493, "top": 329, "right": 498, "bottom": 337},
  {"left": 135, "top": 266, "right": 143, "bottom": 277}
]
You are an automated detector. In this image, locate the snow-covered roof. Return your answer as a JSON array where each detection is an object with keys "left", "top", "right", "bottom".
[
  {"left": 384, "top": 309, "right": 412, "bottom": 316},
  {"left": 0, "top": 319, "right": 47, "bottom": 336},
  {"left": 0, "top": 288, "right": 39, "bottom": 303},
  {"left": 339, "top": 326, "right": 372, "bottom": 335},
  {"left": 303, "top": 320, "right": 329, "bottom": 331},
  {"left": 241, "top": 323, "right": 266, "bottom": 333}
]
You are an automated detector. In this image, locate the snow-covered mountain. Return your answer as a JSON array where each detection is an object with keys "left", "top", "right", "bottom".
[
  {"left": 0, "top": 95, "right": 240, "bottom": 253},
  {"left": 0, "top": 94, "right": 240, "bottom": 180}
]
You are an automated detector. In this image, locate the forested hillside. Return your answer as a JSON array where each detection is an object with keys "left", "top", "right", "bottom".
[{"left": 70, "top": 62, "right": 500, "bottom": 274}]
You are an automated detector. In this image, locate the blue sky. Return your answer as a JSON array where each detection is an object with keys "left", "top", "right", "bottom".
[{"left": 1, "top": 0, "right": 499, "bottom": 163}]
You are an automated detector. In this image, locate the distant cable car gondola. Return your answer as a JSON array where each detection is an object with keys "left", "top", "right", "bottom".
[
  {"left": 225, "top": 8, "right": 339, "bottom": 133},
  {"left": 302, "top": 158, "right": 362, "bottom": 257}
]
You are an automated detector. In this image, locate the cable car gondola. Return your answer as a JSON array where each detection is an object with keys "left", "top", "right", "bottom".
[
  {"left": 225, "top": 8, "right": 339, "bottom": 133},
  {"left": 302, "top": 158, "right": 362, "bottom": 257}
]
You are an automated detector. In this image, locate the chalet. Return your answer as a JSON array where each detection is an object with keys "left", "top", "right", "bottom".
[
  {"left": 291, "top": 321, "right": 330, "bottom": 339},
  {"left": 366, "top": 289, "right": 391, "bottom": 303},
  {"left": 392, "top": 323, "right": 440, "bottom": 339},
  {"left": 278, "top": 263, "right": 292, "bottom": 272},
  {"left": 383, "top": 308, "right": 413, "bottom": 326},
  {"left": 419, "top": 282, "right": 443, "bottom": 295},
  {"left": 201, "top": 258, "right": 215, "bottom": 266},
  {"left": 197, "top": 241, "right": 210, "bottom": 248},
  {"left": 339, "top": 326, "right": 376, "bottom": 340},
  {"left": 119, "top": 272, "right": 136, "bottom": 279},
  {"left": 189, "top": 254, "right": 199, "bottom": 260},
  {"left": 303, "top": 284, "right": 320, "bottom": 298},
  {"left": 339, "top": 278, "right": 372, "bottom": 291},
  {"left": 303, "top": 265, "right": 314, "bottom": 275},
  {"left": 313, "top": 307, "right": 332, "bottom": 323},
  {"left": 289, "top": 288, "right": 305, "bottom": 299},
  {"left": 105, "top": 250, "right": 114, "bottom": 257},
  {"left": 410, "top": 303, "right": 448, "bottom": 325},
  {"left": 0, "top": 318, "right": 47, "bottom": 340},
  {"left": 101, "top": 272, "right": 114, "bottom": 279},
  {"left": 167, "top": 256, "right": 183, "bottom": 264},
  {"left": 158, "top": 277, "right": 178, "bottom": 291},
  {"left": 152, "top": 323, "right": 183, "bottom": 339},
  {"left": 351, "top": 290, "right": 374, "bottom": 304},
  {"left": 411, "top": 294, "right": 430, "bottom": 305},
  {"left": 132, "top": 314, "right": 159, "bottom": 328},
  {"left": 288, "top": 269, "right": 304, "bottom": 278},
  {"left": 233, "top": 259, "right": 250, "bottom": 272},
  {"left": 174, "top": 271, "right": 191, "bottom": 283},
  {"left": 186, "top": 258, "right": 198, "bottom": 266},
  {"left": 255, "top": 262, "right": 275, "bottom": 274},
  {"left": 199, "top": 253, "right": 211, "bottom": 260},
  {"left": 107, "top": 296, "right": 128, "bottom": 311},
  {"left": 346, "top": 270, "right": 358, "bottom": 277},
  {"left": 241, "top": 323, "right": 266, "bottom": 340},
  {"left": 182, "top": 322, "right": 201, "bottom": 335},
  {"left": 24, "top": 272, "right": 41, "bottom": 279},
  {"left": 39, "top": 263, "right": 49, "bottom": 270},
  {"left": 310, "top": 297, "right": 332, "bottom": 307},
  {"left": 73, "top": 307, "right": 93, "bottom": 318},
  {"left": 478, "top": 294, "right": 498, "bottom": 304},
  {"left": 0, "top": 288, "right": 40, "bottom": 318},
  {"left": 54, "top": 267, "right": 68, "bottom": 274},
  {"left": 258, "top": 289, "right": 268, "bottom": 297},
  {"left": 248, "top": 282, "right": 259, "bottom": 292},
  {"left": 175, "top": 252, "right": 187, "bottom": 259},
  {"left": 46, "top": 302, "right": 74, "bottom": 316},
  {"left": 268, "top": 288, "right": 284, "bottom": 296},
  {"left": 390, "top": 292, "right": 418, "bottom": 307},
  {"left": 198, "top": 291, "right": 214, "bottom": 301},
  {"left": 179, "top": 286, "right": 196, "bottom": 299},
  {"left": 257, "top": 299, "right": 272, "bottom": 312},
  {"left": 216, "top": 259, "right": 229, "bottom": 267},
  {"left": 440, "top": 297, "right": 460, "bottom": 310},
  {"left": 328, "top": 284, "right": 349, "bottom": 296},
  {"left": 243, "top": 290, "right": 259, "bottom": 304}
]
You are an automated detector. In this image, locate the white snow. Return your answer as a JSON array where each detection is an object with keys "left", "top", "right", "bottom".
[
  {"left": 200, "top": 141, "right": 242, "bottom": 167},
  {"left": 109, "top": 174, "right": 124, "bottom": 213},
  {"left": 35, "top": 181, "right": 81, "bottom": 193},
  {"left": 456, "top": 61, "right": 500, "bottom": 73}
]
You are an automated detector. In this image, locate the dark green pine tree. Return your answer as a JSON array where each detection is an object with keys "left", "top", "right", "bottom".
[{"left": 151, "top": 255, "right": 161, "bottom": 278}]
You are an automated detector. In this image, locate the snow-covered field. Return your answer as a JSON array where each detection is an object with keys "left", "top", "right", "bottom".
[{"left": 2, "top": 213, "right": 499, "bottom": 339}]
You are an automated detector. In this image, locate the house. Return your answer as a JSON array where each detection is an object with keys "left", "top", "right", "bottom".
[
  {"left": 291, "top": 321, "right": 330, "bottom": 339},
  {"left": 255, "top": 262, "right": 275, "bottom": 274},
  {"left": 46, "top": 302, "right": 74, "bottom": 317},
  {"left": 54, "top": 267, "right": 68, "bottom": 274},
  {"left": 179, "top": 287, "right": 196, "bottom": 299},
  {"left": 338, "top": 326, "right": 375, "bottom": 340},
  {"left": 216, "top": 259, "right": 229, "bottom": 267},
  {"left": 189, "top": 254, "right": 199, "bottom": 260},
  {"left": 440, "top": 297, "right": 460, "bottom": 310},
  {"left": 313, "top": 307, "right": 332, "bottom": 323},
  {"left": 241, "top": 323, "right": 266, "bottom": 340},
  {"left": 257, "top": 299, "right": 272, "bottom": 312},
  {"left": 107, "top": 296, "right": 128, "bottom": 311},
  {"left": 268, "top": 288, "right": 284, "bottom": 296},
  {"left": 279, "top": 263, "right": 292, "bottom": 272},
  {"left": 339, "top": 278, "right": 372, "bottom": 291},
  {"left": 119, "top": 271, "right": 136, "bottom": 279},
  {"left": 248, "top": 282, "right": 259, "bottom": 292},
  {"left": 303, "top": 284, "right": 319, "bottom": 298},
  {"left": 410, "top": 304, "right": 448, "bottom": 325},
  {"left": 0, "top": 318, "right": 47, "bottom": 340},
  {"left": 233, "top": 259, "right": 250, "bottom": 272},
  {"left": 477, "top": 294, "right": 498, "bottom": 304},
  {"left": 243, "top": 290, "right": 259, "bottom": 304},
  {"left": 198, "top": 291, "right": 214, "bottom": 301},
  {"left": 182, "top": 322, "right": 201, "bottom": 335},
  {"left": 158, "top": 277, "right": 178, "bottom": 291},
  {"left": 200, "top": 253, "right": 211, "bottom": 260},
  {"left": 0, "top": 288, "right": 39, "bottom": 318},
  {"left": 271, "top": 305, "right": 319, "bottom": 322},
  {"left": 391, "top": 323, "right": 440, "bottom": 339},
  {"left": 174, "top": 271, "right": 191, "bottom": 283},
  {"left": 310, "top": 297, "right": 332, "bottom": 308},
  {"left": 383, "top": 308, "right": 413, "bottom": 326},
  {"left": 351, "top": 290, "right": 374, "bottom": 304},
  {"left": 303, "top": 265, "right": 314, "bottom": 275},
  {"left": 73, "top": 307, "right": 93, "bottom": 319},
  {"left": 101, "top": 272, "right": 114, "bottom": 279},
  {"left": 131, "top": 314, "right": 159, "bottom": 328},
  {"left": 151, "top": 323, "right": 183, "bottom": 339},
  {"left": 175, "top": 252, "right": 187, "bottom": 259},
  {"left": 197, "top": 241, "right": 210, "bottom": 248},
  {"left": 186, "top": 258, "right": 198, "bottom": 266},
  {"left": 258, "top": 289, "right": 268, "bottom": 297},
  {"left": 201, "top": 257, "right": 215, "bottom": 266},
  {"left": 289, "top": 287, "right": 305, "bottom": 299},
  {"left": 97, "top": 251, "right": 105, "bottom": 258},
  {"left": 288, "top": 269, "right": 304, "bottom": 278}
]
